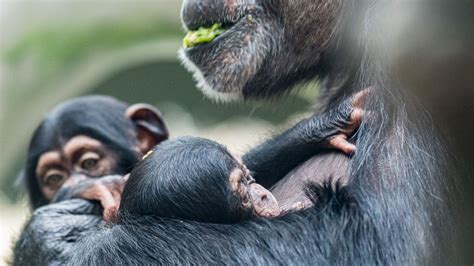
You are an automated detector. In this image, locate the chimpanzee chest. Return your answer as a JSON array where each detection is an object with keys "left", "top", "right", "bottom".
[{"left": 270, "top": 151, "right": 350, "bottom": 211}]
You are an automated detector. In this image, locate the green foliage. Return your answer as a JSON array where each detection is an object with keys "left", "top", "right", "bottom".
[{"left": 5, "top": 19, "right": 182, "bottom": 69}]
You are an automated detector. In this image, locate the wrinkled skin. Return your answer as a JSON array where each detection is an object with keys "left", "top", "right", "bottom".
[{"left": 229, "top": 167, "right": 281, "bottom": 218}]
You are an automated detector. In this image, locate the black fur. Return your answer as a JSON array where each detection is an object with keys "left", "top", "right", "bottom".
[
  {"left": 13, "top": 93, "right": 357, "bottom": 265},
  {"left": 13, "top": 0, "right": 455, "bottom": 264},
  {"left": 179, "top": 0, "right": 454, "bottom": 264},
  {"left": 69, "top": 182, "right": 365, "bottom": 265},
  {"left": 12, "top": 200, "right": 103, "bottom": 265},
  {"left": 243, "top": 93, "right": 355, "bottom": 188},
  {"left": 14, "top": 182, "right": 359, "bottom": 265},
  {"left": 120, "top": 137, "right": 253, "bottom": 223}
]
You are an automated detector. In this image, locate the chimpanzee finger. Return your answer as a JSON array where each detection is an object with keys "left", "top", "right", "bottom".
[
  {"left": 104, "top": 207, "right": 118, "bottom": 224},
  {"left": 111, "top": 189, "right": 122, "bottom": 210},
  {"left": 328, "top": 134, "right": 356, "bottom": 155},
  {"left": 326, "top": 90, "right": 367, "bottom": 136},
  {"left": 123, "top": 173, "right": 130, "bottom": 182},
  {"left": 351, "top": 109, "right": 364, "bottom": 126},
  {"left": 100, "top": 175, "right": 127, "bottom": 195},
  {"left": 339, "top": 109, "right": 365, "bottom": 135},
  {"left": 117, "top": 176, "right": 127, "bottom": 194},
  {"left": 351, "top": 87, "right": 372, "bottom": 109},
  {"left": 96, "top": 185, "right": 118, "bottom": 223}
]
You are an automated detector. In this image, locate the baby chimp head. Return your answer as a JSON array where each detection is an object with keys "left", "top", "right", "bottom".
[{"left": 120, "top": 136, "right": 280, "bottom": 223}]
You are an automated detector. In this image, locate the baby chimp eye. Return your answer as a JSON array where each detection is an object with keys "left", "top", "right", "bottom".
[
  {"left": 81, "top": 158, "right": 98, "bottom": 170},
  {"left": 243, "top": 174, "right": 255, "bottom": 185},
  {"left": 79, "top": 152, "right": 101, "bottom": 171},
  {"left": 43, "top": 170, "right": 67, "bottom": 189}
]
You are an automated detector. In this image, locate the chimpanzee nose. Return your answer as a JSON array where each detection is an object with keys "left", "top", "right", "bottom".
[
  {"left": 181, "top": 0, "right": 249, "bottom": 31},
  {"left": 181, "top": 0, "right": 225, "bottom": 30},
  {"left": 256, "top": 188, "right": 272, "bottom": 207}
]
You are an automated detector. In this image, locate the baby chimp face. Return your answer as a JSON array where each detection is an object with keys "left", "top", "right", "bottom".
[{"left": 228, "top": 165, "right": 280, "bottom": 219}]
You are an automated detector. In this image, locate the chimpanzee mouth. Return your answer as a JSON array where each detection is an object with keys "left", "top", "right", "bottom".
[
  {"left": 182, "top": 15, "right": 251, "bottom": 50},
  {"left": 183, "top": 23, "right": 231, "bottom": 48},
  {"left": 179, "top": 10, "right": 268, "bottom": 102}
]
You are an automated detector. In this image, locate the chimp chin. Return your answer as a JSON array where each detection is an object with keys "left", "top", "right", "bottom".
[{"left": 179, "top": 0, "right": 344, "bottom": 102}]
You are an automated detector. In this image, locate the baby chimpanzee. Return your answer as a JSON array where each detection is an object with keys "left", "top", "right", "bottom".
[{"left": 119, "top": 137, "right": 280, "bottom": 223}]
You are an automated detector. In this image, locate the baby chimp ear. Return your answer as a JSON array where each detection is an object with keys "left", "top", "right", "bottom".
[{"left": 125, "top": 104, "right": 169, "bottom": 154}]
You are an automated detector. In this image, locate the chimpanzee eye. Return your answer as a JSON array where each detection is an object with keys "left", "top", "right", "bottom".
[
  {"left": 82, "top": 158, "right": 98, "bottom": 170},
  {"left": 246, "top": 175, "right": 255, "bottom": 184},
  {"left": 241, "top": 173, "right": 255, "bottom": 185},
  {"left": 79, "top": 152, "right": 100, "bottom": 171},
  {"left": 81, "top": 158, "right": 98, "bottom": 170},
  {"left": 43, "top": 170, "right": 67, "bottom": 188}
]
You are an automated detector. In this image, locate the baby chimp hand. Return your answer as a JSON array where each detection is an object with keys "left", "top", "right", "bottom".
[
  {"left": 53, "top": 175, "right": 127, "bottom": 223},
  {"left": 297, "top": 88, "right": 370, "bottom": 155}
]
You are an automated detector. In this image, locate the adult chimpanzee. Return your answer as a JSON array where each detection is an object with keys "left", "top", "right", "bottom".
[
  {"left": 13, "top": 91, "right": 363, "bottom": 265},
  {"left": 21, "top": 95, "right": 169, "bottom": 221},
  {"left": 178, "top": 0, "right": 453, "bottom": 263},
  {"left": 120, "top": 136, "right": 281, "bottom": 223}
]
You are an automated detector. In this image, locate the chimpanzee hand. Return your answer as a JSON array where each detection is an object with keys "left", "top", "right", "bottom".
[
  {"left": 52, "top": 174, "right": 128, "bottom": 223},
  {"left": 298, "top": 89, "right": 369, "bottom": 155}
]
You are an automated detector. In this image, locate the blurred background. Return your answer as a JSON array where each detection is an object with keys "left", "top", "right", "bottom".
[{"left": 0, "top": 0, "right": 472, "bottom": 263}]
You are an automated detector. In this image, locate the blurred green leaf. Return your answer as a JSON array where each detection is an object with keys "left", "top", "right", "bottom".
[{"left": 5, "top": 19, "right": 182, "bottom": 68}]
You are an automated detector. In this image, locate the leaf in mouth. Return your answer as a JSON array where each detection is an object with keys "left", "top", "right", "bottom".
[{"left": 183, "top": 23, "right": 228, "bottom": 48}]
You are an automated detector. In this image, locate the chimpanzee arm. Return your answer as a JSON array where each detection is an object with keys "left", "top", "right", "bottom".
[
  {"left": 12, "top": 199, "right": 102, "bottom": 265},
  {"left": 243, "top": 96, "right": 359, "bottom": 188}
]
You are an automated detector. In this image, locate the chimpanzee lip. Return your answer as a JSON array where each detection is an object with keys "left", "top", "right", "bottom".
[
  {"left": 186, "top": 19, "right": 238, "bottom": 33},
  {"left": 183, "top": 22, "right": 235, "bottom": 49},
  {"left": 183, "top": 15, "right": 252, "bottom": 50},
  {"left": 184, "top": 9, "right": 246, "bottom": 32}
]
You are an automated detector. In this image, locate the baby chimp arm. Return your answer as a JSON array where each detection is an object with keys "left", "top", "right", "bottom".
[{"left": 243, "top": 90, "right": 366, "bottom": 188}]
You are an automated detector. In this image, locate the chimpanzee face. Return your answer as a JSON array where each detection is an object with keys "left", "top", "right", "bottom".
[
  {"left": 228, "top": 162, "right": 280, "bottom": 218},
  {"left": 35, "top": 135, "right": 119, "bottom": 200},
  {"left": 24, "top": 96, "right": 169, "bottom": 209},
  {"left": 179, "top": 0, "right": 344, "bottom": 101}
]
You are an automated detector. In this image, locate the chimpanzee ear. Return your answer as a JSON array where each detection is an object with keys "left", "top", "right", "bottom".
[{"left": 125, "top": 104, "right": 169, "bottom": 154}]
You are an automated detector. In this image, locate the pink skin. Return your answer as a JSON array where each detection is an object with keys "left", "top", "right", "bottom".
[{"left": 248, "top": 182, "right": 280, "bottom": 217}]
